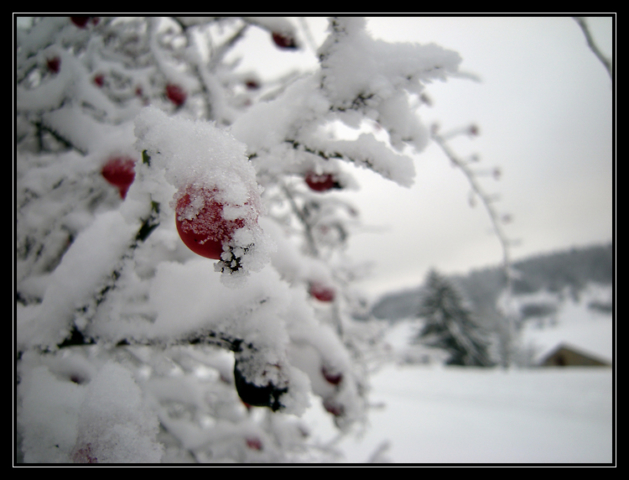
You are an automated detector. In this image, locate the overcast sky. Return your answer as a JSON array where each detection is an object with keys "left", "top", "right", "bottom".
[
  {"left": 18, "top": 15, "right": 613, "bottom": 298},
  {"left": 241, "top": 16, "right": 613, "bottom": 297}
]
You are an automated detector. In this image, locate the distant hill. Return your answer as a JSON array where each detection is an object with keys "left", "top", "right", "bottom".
[{"left": 371, "top": 242, "right": 613, "bottom": 321}]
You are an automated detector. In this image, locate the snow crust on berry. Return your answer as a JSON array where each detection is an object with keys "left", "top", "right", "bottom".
[
  {"left": 135, "top": 107, "right": 251, "bottom": 198},
  {"left": 173, "top": 185, "right": 246, "bottom": 262},
  {"left": 134, "top": 106, "right": 273, "bottom": 284}
]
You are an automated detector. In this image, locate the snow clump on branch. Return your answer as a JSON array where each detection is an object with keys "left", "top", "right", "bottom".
[{"left": 134, "top": 106, "right": 274, "bottom": 286}]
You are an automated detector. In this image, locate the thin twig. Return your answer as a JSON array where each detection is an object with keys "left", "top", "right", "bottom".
[
  {"left": 297, "top": 17, "right": 319, "bottom": 53},
  {"left": 34, "top": 121, "right": 88, "bottom": 156},
  {"left": 280, "top": 183, "right": 319, "bottom": 258},
  {"left": 432, "top": 131, "right": 517, "bottom": 367},
  {"left": 573, "top": 17, "right": 612, "bottom": 79},
  {"left": 432, "top": 132, "right": 512, "bottom": 289}
]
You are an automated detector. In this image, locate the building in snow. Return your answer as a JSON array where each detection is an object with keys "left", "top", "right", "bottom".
[
  {"left": 520, "top": 287, "right": 613, "bottom": 368},
  {"left": 539, "top": 342, "right": 611, "bottom": 367}
]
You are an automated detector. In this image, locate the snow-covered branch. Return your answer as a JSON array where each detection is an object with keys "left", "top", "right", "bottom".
[{"left": 15, "top": 15, "right": 480, "bottom": 463}]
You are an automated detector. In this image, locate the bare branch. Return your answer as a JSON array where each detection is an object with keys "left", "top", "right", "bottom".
[
  {"left": 280, "top": 183, "right": 320, "bottom": 258},
  {"left": 431, "top": 131, "right": 512, "bottom": 289},
  {"left": 573, "top": 17, "right": 612, "bottom": 79},
  {"left": 432, "top": 129, "right": 518, "bottom": 368}
]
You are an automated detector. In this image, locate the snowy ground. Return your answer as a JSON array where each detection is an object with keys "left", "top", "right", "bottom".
[
  {"left": 301, "top": 286, "right": 614, "bottom": 464},
  {"left": 326, "top": 366, "right": 612, "bottom": 463},
  {"left": 301, "top": 364, "right": 613, "bottom": 464}
]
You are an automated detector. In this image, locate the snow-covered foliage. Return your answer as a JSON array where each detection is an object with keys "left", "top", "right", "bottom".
[
  {"left": 414, "top": 269, "right": 493, "bottom": 367},
  {"left": 16, "top": 16, "right": 462, "bottom": 463}
]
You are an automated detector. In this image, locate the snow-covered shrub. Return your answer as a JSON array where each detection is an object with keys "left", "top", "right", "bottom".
[{"left": 16, "top": 16, "right": 463, "bottom": 463}]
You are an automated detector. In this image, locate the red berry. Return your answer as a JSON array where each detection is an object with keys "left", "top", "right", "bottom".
[
  {"left": 174, "top": 186, "right": 245, "bottom": 260},
  {"left": 271, "top": 32, "right": 297, "bottom": 49},
  {"left": 233, "top": 357, "right": 286, "bottom": 411},
  {"left": 46, "top": 57, "right": 61, "bottom": 74},
  {"left": 135, "top": 86, "right": 150, "bottom": 105},
  {"left": 304, "top": 172, "right": 338, "bottom": 192},
  {"left": 166, "top": 83, "right": 186, "bottom": 107},
  {"left": 245, "top": 79, "right": 260, "bottom": 90},
  {"left": 310, "top": 282, "right": 335, "bottom": 303},
  {"left": 93, "top": 74, "right": 105, "bottom": 87},
  {"left": 101, "top": 156, "right": 136, "bottom": 199},
  {"left": 321, "top": 366, "right": 343, "bottom": 386},
  {"left": 70, "top": 17, "right": 90, "bottom": 28},
  {"left": 245, "top": 437, "right": 263, "bottom": 451},
  {"left": 323, "top": 398, "right": 344, "bottom": 417},
  {"left": 71, "top": 443, "right": 98, "bottom": 463}
]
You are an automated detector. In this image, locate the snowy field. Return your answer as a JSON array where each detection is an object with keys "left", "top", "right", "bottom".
[
  {"left": 301, "top": 286, "right": 615, "bottom": 465},
  {"left": 302, "top": 364, "right": 613, "bottom": 464}
]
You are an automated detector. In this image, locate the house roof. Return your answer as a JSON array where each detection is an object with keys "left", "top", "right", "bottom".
[
  {"left": 518, "top": 284, "right": 613, "bottom": 365},
  {"left": 523, "top": 317, "right": 613, "bottom": 365},
  {"left": 539, "top": 342, "right": 612, "bottom": 366}
]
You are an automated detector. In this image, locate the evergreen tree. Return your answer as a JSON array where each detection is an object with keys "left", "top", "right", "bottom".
[{"left": 416, "top": 270, "right": 493, "bottom": 367}]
